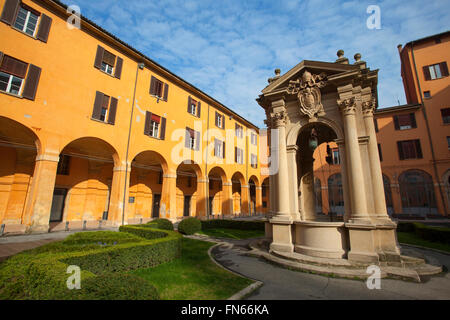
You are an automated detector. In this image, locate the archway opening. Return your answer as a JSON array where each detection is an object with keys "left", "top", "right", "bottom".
[
  {"left": 231, "top": 172, "right": 246, "bottom": 215},
  {"left": 0, "top": 116, "right": 40, "bottom": 230},
  {"left": 129, "top": 151, "right": 168, "bottom": 223},
  {"left": 248, "top": 176, "right": 259, "bottom": 215},
  {"left": 208, "top": 167, "right": 226, "bottom": 216},
  {"left": 296, "top": 122, "right": 338, "bottom": 221},
  {"left": 176, "top": 162, "right": 201, "bottom": 218},
  {"left": 399, "top": 170, "right": 437, "bottom": 215},
  {"left": 51, "top": 137, "right": 118, "bottom": 231},
  {"left": 382, "top": 174, "right": 394, "bottom": 215}
]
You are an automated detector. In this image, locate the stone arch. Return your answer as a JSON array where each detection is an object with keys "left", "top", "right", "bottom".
[
  {"left": 398, "top": 169, "right": 437, "bottom": 215},
  {"left": 0, "top": 116, "right": 43, "bottom": 228},
  {"left": 128, "top": 150, "right": 170, "bottom": 222},
  {"left": 59, "top": 136, "right": 120, "bottom": 167},
  {"left": 176, "top": 161, "right": 203, "bottom": 217},
  {"left": 286, "top": 116, "right": 344, "bottom": 147},
  {"left": 49, "top": 136, "right": 121, "bottom": 229}
]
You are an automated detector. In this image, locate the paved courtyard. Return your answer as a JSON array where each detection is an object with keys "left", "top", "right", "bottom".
[{"left": 212, "top": 239, "right": 450, "bottom": 300}]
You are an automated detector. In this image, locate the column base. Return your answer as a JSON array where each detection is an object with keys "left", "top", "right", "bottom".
[
  {"left": 270, "top": 241, "right": 294, "bottom": 253},
  {"left": 269, "top": 217, "right": 294, "bottom": 253}
]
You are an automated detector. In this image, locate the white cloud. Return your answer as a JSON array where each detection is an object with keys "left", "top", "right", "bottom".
[{"left": 68, "top": 0, "right": 450, "bottom": 127}]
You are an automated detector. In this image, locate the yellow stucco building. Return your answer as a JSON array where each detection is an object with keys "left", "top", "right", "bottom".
[{"left": 0, "top": 0, "right": 269, "bottom": 234}]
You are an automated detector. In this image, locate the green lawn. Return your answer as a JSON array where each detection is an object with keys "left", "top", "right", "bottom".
[
  {"left": 131, "top": 238, "right": 253, "bottom": 300},
  {"left": 397, "top": 232, "right": 450, "bottom": 253},
  {"left": 198, "top": 228, "right": 265, "bottom": 239}
]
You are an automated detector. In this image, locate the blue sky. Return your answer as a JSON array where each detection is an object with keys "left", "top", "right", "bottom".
[{"left": 65, "top": 0, "right": 449, "bottom": 127}]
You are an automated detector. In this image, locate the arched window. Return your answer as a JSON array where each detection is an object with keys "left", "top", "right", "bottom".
[
  {"left": 382, "top": 174, "right": 394, "bottom": 215},
  {"left": 327, "top": 173, "right": 344, "bottom": 215},
  {"left": 399, "top": 170, "right": 437, "bottom": 215}
]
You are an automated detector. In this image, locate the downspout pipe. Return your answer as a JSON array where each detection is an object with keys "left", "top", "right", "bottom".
[
  {"left": 410, "top": 43, "right": 448, "bottom": 216},
  {"left": 122, "top": 62, "right": 144, "bottom": 225}
]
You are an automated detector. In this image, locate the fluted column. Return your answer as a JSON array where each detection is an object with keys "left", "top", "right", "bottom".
[
  {"left": 362, "top": 98, "right": 390, "bottom": 221},
  {"left": 338, "top": 97, "right": 370, "bottom": 222}
]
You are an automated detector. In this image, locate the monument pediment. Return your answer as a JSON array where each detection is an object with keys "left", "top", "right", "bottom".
[{"left": 262, "top": 60, "right": 359, "bottom": 95}]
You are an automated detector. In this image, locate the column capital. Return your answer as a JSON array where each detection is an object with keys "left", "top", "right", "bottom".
[
  {"left": 269, "top": 110, "right": 287, "bottom": 128},
  {"left": 35, "top": 154, "right": 59, "bottom": 162},
  {"left": 223, "top": 182, "right": 232, "bottom": 186},
  {"left": 337, "top": 96, "right": 356, "bottom": 115},
  {"left": 197, "top": 179, "right": 209, "bottom": 183},
  {"left": 361, "top": 96, "right": 376, "bottom": 117}
]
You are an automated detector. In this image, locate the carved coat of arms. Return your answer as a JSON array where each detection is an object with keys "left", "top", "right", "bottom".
[{"left": 287, "top": 71, "right": 327, "bottom": 119}]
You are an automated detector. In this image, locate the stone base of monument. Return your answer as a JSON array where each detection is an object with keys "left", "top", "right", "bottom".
[{"left": 248, "top": 238, "right": 443, "bottom": 283}]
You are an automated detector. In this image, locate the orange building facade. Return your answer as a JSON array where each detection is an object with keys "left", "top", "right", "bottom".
[
  {"left": 0, "top": 0, "right": 269, "bottom": 235},
  {"left": 313, "top": 31, "right": 450, "bottom": 218}
]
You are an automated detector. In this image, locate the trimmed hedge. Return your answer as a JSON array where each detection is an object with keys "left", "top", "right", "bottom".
[
  {"left": 0, "top": 226, "right": 182, "bottom": 299},
  {"left": 79, "top": 273, "right": 159, "bottom": 300},
  {"left": 146, "top": 218, "right": 174, "bottom": 231},
  {"left": 178, "top": 217, "right": 202, "bottom": 235},
  {"left": 201, "top": 219, "right": 265, "bottom": 231},
  {"left": 397, "top": 222, "right": 450, "bottom": 245}
]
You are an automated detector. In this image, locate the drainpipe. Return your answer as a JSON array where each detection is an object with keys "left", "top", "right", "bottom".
[
  {"left": 205, "top": 104, "right": 210, "bottom": 219},
  {"left": 410, "top": 42, "right": 448, "bottom": 216},
  {"left": 122, "top": 62, "right": 144, "bottom": 226}
]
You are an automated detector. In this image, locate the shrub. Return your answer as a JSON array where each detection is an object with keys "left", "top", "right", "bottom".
[
  {"left": 0, "top": 225, "right": 182, "bottom": 299},
  {"left": 397, "top": 222, "right": 450, "bottom": 245},
  {"left": 147, "top": 218, "right": 174, "bottom": 231},
  {"left": 63, "top": 231, "right": 143, "bottom": 245},
  {"left": 178, "top": 217, "right": 202, "bottom": 235},
  {"left": 201, "top": 219, "right": 265, "bottom": 231},
  {"left": 78, "top": 273, "right": 159, "bottom": 300}
]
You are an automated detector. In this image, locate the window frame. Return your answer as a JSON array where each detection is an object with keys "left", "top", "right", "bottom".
[
  {"left": 397, "top": 139, "right": 423, "bottom": 160},
  {"left": 441, "top": 108, "right": 450, "bottom": 124},
  {"left": 13, "top": 6, "right": 40, "bottom": 37},
  {"left": 332, "top": 148, "right": 340, "bottom": 165},
  {"left": 149, "top": 120, "right": 159, "bottom": 138},
  {"left": 216, "top": 113, "right": 223, "bottom": 129},
  {"left": 0, "top": 71, "right": 24, "bottom": 95}
]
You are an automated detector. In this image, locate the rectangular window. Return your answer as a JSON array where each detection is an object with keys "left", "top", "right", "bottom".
[
  {"left": 215, "top": 112, "right": 224, "bottom": 129},
  {"left": 332, "top": 148, "right": 340, "bottom": 165},
  {"left": 185, "top": 127, "right": 199, "bottom": 150},
  {"left": 423, "top": 62, "right": 449, "bottom": 80},
  {"left": 447, "top": 137, "right": 450, "bottom": 150},
  {"left": 378, "top": 144, "right": 383, "bottom": 162},
  {"left": 94, "top": 46, "right": 123, "bottom": 78},
  {"left": 235, "top": 147, "right": 243, "bottom": 164},
  {"left": 397, "top": 139, "right": 423, "bottom": 160},
  {"left": 251, "top": 154, "right": 258, "bottom": 168},
  {"left": 0, "top": 55, "right": 28, "bottom": 95},
  {"left": 57, "top": 155, "right": 70, "bottom": 175},
  {"left": 441, "top": 108, "right": 450, "bottom": 124},
  {"left": 14, "top": 5, "right": 39, "bottom": 36},
  {"left": 99, "top": 94, "right": 110, "bottom": 122},
  {"left": 423, "top": 91, "right": 431, "bottom": 99},
  {"left": 144, "top": 112, "right": 166, "bottom": 140},
  {"left": 149, "top": 115, "right": 160, "bottom": 138},
  {"left": 214, "top": 138, "right": 224, "bottom": 158},
  {"left": 394, "top": 113, "right": 416, "bottom": 130},
  {"left": 235, "top": 123, "right": 243, "bottom": 138},
  {"left": 92, "top": 91, "right": 118, "bottom": 124},
  {"left": 189, "top": 99, "right": 197, "bottom": 116},
  {"left": 251, "top": 132, "right": 257, "bottom": 145},
  {"left": 150, "top": 76, "right": 169, "bottom": 101}
]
